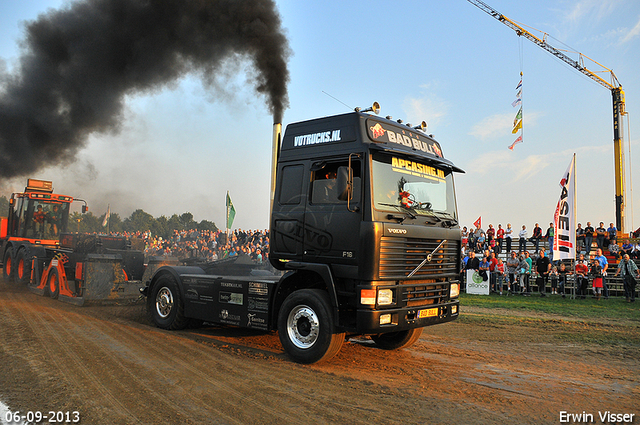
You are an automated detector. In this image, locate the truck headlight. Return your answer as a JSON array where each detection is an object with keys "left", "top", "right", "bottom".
[
  {"left": 377, "top": 289, "right": 393, "bottom": 305},
  {"left": 450, "top": 283, "right": 460, "bottom": 298}
]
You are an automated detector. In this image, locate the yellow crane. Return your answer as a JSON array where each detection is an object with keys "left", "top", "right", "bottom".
[{"left": 468, "top": 0, "right": 628, "bottom": 233}]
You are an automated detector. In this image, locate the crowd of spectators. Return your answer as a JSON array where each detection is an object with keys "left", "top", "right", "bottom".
[
  {"left": 460, "top": 221, "right": 640, "bottom": 302},
  {"left": 114, "top": 228, "right": 270, "bottom": 264}
]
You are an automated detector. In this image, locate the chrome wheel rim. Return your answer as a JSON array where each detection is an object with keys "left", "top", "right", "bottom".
[
  {"left": 287, "top": 305, "right": 319, "bottom": 349},
  {"left": 155, "top": 287, "right": 174, "bottom": 319}
]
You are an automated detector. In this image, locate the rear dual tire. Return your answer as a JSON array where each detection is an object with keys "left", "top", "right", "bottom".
[{"left": 3, "top": 249, "right": 14, "bottom": 283}]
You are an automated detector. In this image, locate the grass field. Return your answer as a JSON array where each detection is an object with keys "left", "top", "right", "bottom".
[{"left": 458, "top": 293, "right": 640, "bottom": 347}]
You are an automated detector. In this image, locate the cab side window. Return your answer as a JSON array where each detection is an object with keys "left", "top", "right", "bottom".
[{"left": 311, "top": 160, "right": 361, "bottom": 204}]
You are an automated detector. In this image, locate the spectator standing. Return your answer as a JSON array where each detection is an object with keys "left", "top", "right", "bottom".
[
  {"left": 535, "top": 250, "right": 551, "bottom": 297},
  {"left": 595, "top": 222, "right": 607, "bottom": 250},
  {"left": 518, "top": 225, "right": 528, "bottom": 252},
  {"left": 518, "top": 254, "right": 529, "bottom": 295},
  {"left": 486, "top": 224, "right": 495, "bottom": 249},
  {"left": 614, "top": 254, "right": 639, "bottom": 303},
  {"left": 584, "top": 222, "right": 595, "bottom": 256},
  {"left": 549, "top": 266, "right": 559, "bottom": 295},
  {"left": 590, "top": 258, "right": 604, "bottom": 300},
  {"left": 463, "top": 250, "right": 479, "bottom": 272},
  {"left": 558, "top": 262, "right": 569, "bottom": 298},
  {"left": 505, "top": 223, "right": 514, "bottom": 253},
  {"left": 496, "top": 258, "right": 505, "bottom": 294},
  {"left": 461, "top": 226, "right": 469, "bottom": 248},
  {"left": 506, "top": 251, "right": 519, "bottom": 294},
  {"left": 593, "top": 248, "right": 609, "bottom": 299},
  {"left": 496, "top": 224, "right": 504, "bottom": 255},
  {"left": 488, "top": 251, "right": 498, "bottom": 292},
  {"left": 576, "top": 223, "right": 585, "bottom": 253},
  {"left": 545, "top": 223, "right": 554, "bottom": 260},
  {"left": 524, "top": 251, "right": 533, "bottom": 295}
]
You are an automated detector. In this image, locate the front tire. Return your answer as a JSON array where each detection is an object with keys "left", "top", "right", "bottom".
[
  {"left": 147, "top": 275, "right": 189, "bottom": 330},
  {"left": 278, "top": 289, "right": 345, "bottom": 364},
  {"left": 371, "top": 328, "right": 423, "bottom": 350}
]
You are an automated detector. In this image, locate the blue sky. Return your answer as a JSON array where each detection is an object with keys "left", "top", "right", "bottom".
[{"left": 1, "top": 0, "right": 639, "bottom": 234}]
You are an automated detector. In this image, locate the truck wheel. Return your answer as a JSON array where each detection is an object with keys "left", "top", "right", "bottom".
[
  {"left": 148, "top": 275, "right": 189, "bottom": 330},
  {"left": 15, "top": 249, "right": 32, "bottom": 286},
  {"left": 278, "top": 289, "right": 345, "bottom": 364},
  {"left": 3, "top": 248, "right": 15, "bottom": 283},
  {"left": 47, "top": 268, "right": 60, "bottom": 299},
  {"left": 370, "top": 328, "right": 423, "bottom": 350}
]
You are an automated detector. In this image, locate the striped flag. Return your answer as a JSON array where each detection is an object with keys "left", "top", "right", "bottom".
[
  {"left": 512, "top": 119, "right": 522, "bottom": 134},
  {"left": 508, "top": 135, "right": 523, "bottom": 150}
]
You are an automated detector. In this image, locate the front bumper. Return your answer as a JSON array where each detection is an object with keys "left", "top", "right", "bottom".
[{"left": 356, "top": 299, "right": 459, "bottom": 334}]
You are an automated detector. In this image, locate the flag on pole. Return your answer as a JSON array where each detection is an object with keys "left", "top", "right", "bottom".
[
  {"left": 515, "top": 79, "right": 522, "bottom": 90},
  {"left": 511, "top": 98, "right": 522, "bottom": 108},
  {"left": 226, "top": 191, "right": 236, "bottom": 230},
  {"left": 553, "top": 155, "right": 576, "bottom": 260},
  {"left": 512, "top": 119, "right": 522, "bottom": 134},
  {"left": 102, "top": 204, "right": 110, "bottom": 227},
  {"left": 508, "top": 135, "right": 523, "bottom": 150},
  {"left": 513, "top": 107, "right": 522, "bottom": 126},
  {"left": 473, "top": 216, "right": 481, "bottom": 229}
]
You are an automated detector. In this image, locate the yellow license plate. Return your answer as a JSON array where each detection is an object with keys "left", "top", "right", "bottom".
[{"left": 417, "top": 308, "right": 438, "bottom": 319}]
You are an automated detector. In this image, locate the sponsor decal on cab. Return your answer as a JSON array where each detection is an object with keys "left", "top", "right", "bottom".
[{"left": 368, "top": 121, "right": 442, "bottom": 157}]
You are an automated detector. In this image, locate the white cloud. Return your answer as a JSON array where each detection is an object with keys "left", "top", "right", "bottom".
[
  {"left": 469, "top": 111, "right": 542, "bottom": 142},
  {"left": 402, "top": 95, "right": 448, "bottom": 129},
  {"left": 469, "top": 113, "right": 513, "bottom": 141},
  {"left": 620, "top": 15, "right": 640, "bottom": 44}
]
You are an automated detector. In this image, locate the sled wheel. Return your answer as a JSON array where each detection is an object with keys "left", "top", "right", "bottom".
[{"left": 48, "top": 268, "right": 60, "bottom": 299}]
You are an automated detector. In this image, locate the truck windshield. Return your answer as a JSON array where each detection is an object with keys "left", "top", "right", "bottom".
[{"left": 372, "top": 153, "right": 457, "bottom": 219}]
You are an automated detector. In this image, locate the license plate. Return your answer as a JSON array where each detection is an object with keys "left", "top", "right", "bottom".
[{"left": 417, "top": 307, "right": 438, "bottom": 319}]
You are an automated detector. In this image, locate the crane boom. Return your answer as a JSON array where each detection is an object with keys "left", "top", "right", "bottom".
[{"left": 468, "top": 0, "right": 628, "bottom": 233}]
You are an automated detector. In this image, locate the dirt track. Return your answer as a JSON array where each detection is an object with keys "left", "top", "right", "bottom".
[{"left": 0, "top": 279, "right": 638, "bottom": 425}]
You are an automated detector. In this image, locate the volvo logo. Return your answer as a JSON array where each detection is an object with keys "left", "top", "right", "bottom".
[{"left": 387, "top": 228, "right": 407, "bottom": 234}]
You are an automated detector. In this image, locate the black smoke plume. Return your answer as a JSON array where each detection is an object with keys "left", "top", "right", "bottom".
[{"left": 0, "top": 0, "right": 290, "bottom": 179}]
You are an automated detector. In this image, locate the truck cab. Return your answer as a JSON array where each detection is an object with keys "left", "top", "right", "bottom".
[{"left": 269, "top": 111, "right": 463, "bottom": 351}]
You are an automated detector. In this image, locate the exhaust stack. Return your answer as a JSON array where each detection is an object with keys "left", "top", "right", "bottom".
[{"left": 269, "top": 123, "right": 282, "bottom": 225}]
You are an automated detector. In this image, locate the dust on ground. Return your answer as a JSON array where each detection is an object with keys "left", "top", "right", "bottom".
[{"left": 0, "top": 280, "right": 637, "bottom": 425}]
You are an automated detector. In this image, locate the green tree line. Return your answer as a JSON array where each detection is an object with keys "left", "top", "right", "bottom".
[{"left": 0, "top": 196, "right": 217, "bottom": 239}]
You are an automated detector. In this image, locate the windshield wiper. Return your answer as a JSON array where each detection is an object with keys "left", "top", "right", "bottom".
[
  {"left": 379, "top": 203, "right": 417, "bottom": 220},
  {"left": 431, "top": 211, "right": 458, "bottom": 227}
]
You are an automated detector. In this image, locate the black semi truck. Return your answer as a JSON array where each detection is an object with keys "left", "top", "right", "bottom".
[{"left": 143, "top": 104, "right": 464, "bottom": 363}]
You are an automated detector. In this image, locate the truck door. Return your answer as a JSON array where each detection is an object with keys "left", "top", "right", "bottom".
[
  {"left": 271, "top": 164, "right": 307, "bottom": 261},
  {"left": 304, "top": 158, "right": 362, "bottom": 266}
]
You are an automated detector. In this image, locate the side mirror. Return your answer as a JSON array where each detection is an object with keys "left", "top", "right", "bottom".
[{"left": 336, "top": 166, "right": 352, "bottom": 201}]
